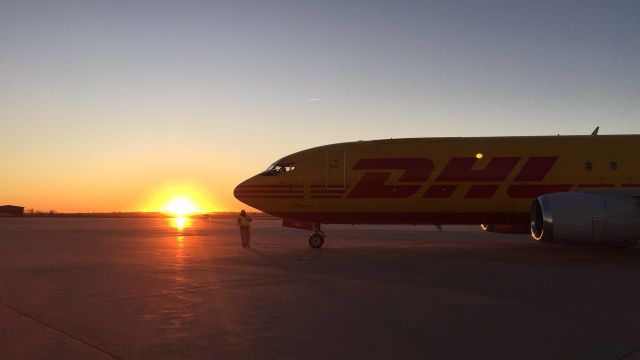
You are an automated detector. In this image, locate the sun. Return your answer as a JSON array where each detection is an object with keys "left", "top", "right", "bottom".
[
  {"left": 164, "top": 196, "right": 198, "bottom": 216},
  {"left": 139, "top": 183, "right": 218, "bottom": 215}
]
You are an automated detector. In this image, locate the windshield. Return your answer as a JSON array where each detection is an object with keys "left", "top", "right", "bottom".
[{"left": 260, "top": 162, "right": 295, "bottom": 176}]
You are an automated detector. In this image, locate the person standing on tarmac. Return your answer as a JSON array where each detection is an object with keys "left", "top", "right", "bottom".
[{"left": 237, "top": 210, "right": 252, "bottom": 248}]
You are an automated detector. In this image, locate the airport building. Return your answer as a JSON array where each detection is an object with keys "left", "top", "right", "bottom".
[{"left": 0, "top": 205, "right": 24, "bottom": 217}]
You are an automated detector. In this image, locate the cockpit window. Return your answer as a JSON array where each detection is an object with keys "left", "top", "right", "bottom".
[{"left": 260, "top": 162, "right": 296, "bottom": 176}]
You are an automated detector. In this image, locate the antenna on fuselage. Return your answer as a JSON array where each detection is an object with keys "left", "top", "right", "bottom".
[{"left": 591, "top": 126, "right": 599, "bottom": 136}]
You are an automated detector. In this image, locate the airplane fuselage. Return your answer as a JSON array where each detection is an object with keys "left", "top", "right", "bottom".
[{"left": 235, "top": 135, "right": 640, "bottom": 228}]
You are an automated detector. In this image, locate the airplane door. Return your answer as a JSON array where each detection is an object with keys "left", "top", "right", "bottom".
[{"left": 326, "top": 149, "right": 346, "bottom": 189}]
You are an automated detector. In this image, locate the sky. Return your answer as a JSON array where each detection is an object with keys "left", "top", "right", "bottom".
[{"left": 1, "top": 0, "right": 639, "bottom": 212}]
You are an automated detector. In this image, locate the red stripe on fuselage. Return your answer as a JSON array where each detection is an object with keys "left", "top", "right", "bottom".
[
  {"left": 237, "top": 185, "right": 304, "bottom": 189},
  {"left": 239, "top": 195, "right": 304, "bottom": 199},
  {"left": 273, "top": 211, "right": 530, "bottom": 225},
  {"left": 310, "top": 189, "right": 347, "bottom": 194},
  {"left": 235, "top": 190, "right": 304, "bottom": 194},
  {"left": 577, "top": 184, "right": 614, "bottom": 188}
]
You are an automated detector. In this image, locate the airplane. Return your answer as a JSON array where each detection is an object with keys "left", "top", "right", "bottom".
[{"left": 234, "top": 133, "right": 640, "bottom": 248}]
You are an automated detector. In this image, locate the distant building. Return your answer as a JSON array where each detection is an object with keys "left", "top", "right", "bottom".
[{"left": 0, "top": 205, "right": 24, "bottom": 217}]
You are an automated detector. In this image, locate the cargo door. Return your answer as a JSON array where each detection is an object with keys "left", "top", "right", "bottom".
[{"left": 326, "top": 149, "right": 346, "bottom": 189}]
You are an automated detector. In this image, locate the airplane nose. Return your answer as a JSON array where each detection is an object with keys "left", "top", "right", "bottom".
[
  {"left": 234, "top": 181, "right": 246, "bottom": 201},
  {"left": 233, "top": 177, "right": 255, "bottom": 205}
]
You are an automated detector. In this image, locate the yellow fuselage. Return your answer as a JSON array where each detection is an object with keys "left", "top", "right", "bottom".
[{"left": 234, "top": 135, "right": 640, "bottom": 225}]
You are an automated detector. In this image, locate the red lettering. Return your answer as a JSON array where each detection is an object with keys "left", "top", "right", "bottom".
[
  {"left": 577, "top": 184, "right": 614, "bottom": 188},
  {"left": 465, "top": 185, "right": 500, "bottom": 198},
  {"left": 353, "top": 158, "right": 434, "bottom": 182},
  {"left": 437, "top": 157, "right": 520, "bottom": 182},
  {"left": 347, "top": 156, "right": 565, "bottom": 199},
  {"left": 423, "top": 185, "right": 457, "bottom": 198},
  {"left": 349, "top": 158, "right": 434, "bottom": 198},
  {"left": 514, "top": 157, "right": 557, "bottom": 181}
]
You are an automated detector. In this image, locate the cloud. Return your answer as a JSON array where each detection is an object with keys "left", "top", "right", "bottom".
[{"left": 307, "top": 98, "right": 320, "bottom": 102}]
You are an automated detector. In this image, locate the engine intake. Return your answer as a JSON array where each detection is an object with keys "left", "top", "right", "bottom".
[{"left": 530, "top": 192, "right": 640, "bottom": 246}]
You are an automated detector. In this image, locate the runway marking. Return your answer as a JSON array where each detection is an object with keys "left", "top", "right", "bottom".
[
  {"left": 0, "top": 300, "right": 121, "bottom": 359},
  {"left": 618, "top": 346, "right": 640, "bottom": 359}
]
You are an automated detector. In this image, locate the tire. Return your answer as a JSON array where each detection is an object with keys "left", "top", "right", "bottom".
[{"left": 309, "top": 234, "right": 324, "bottom": 248}]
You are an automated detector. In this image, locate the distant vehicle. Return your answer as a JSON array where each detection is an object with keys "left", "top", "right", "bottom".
[{"left": 234, "top": 134, "right": 640, "bottom": 248}]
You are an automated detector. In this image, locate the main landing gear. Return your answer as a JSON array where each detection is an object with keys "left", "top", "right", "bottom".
[{"left": 308, "top": 230, "right": 325, "bottom": 249}]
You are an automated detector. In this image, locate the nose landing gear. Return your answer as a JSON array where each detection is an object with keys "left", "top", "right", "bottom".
[
  {"left": 282, "top": 218, "right": 326, "bottom": 248},
  {"left": 309, "top": 231, "right": 325, "bottom": 248},
  {"left": 282, "top": 218, "right": 325, "bottom": 249}
]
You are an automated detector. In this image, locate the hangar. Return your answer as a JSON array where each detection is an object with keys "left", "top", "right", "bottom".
[{"left": 0, "top": 205, "right": 24, "bottom": 217}]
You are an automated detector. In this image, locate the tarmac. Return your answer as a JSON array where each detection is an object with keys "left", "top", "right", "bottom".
[{"left": 2, "top": 217, "right": 640, "bottom": 359}]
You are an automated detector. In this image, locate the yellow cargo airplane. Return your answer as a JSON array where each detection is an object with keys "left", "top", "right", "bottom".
[{"left": 234, "top": 133, "right": 640, "bottom": 248}]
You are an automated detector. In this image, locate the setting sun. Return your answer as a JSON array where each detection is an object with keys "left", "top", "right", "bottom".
[
  {"left": 140, "top": 182, "right": 218, "bottom": 214},
  {"left": 164, "top": 197, "right": 198, "bottom": 216}
]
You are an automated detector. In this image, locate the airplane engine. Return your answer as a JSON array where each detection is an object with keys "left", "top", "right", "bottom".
[{"left": 530, "top": 192, "right": 640, "bottom": 246}]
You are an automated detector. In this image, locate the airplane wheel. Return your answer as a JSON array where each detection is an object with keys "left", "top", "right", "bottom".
[{"left": 309, "top": 233, "right": 324, "bottom": 248}]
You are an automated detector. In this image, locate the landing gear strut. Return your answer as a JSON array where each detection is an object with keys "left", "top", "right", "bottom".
[
  {"left": 308, "top": 231, "right": 325, "bottom": 248},
  {"left": 281, "top": 219, "right": 326, "bottom": 248}
]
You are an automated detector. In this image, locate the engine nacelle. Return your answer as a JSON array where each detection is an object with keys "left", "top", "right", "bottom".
[
  {"left": 481, "top": 224, "right": 530, "bottom": 234},
  {"left": 530, "top": 192, "right": 640, "bottom": 246}
]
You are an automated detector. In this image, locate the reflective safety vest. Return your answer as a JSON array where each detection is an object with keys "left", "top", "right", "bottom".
[{"left": 238, "top": 216, "right": 251, "bottom": 228}]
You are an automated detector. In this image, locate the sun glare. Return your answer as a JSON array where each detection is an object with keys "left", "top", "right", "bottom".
[
  {"left": 164, "top": 197, "right": 198, "bottom": 216},
  {"left": 139, "top": 183, "right": 217, "bottom": 217},
  {"left": 171, "top": 217, "right": 192, "bottom": 231}
]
